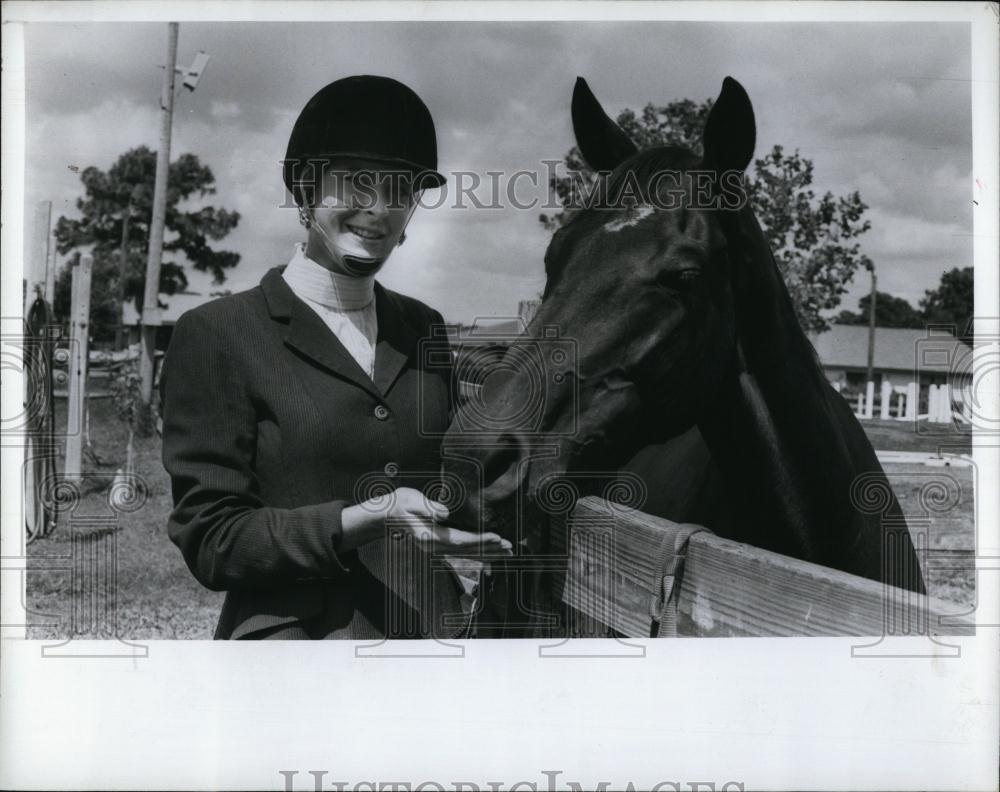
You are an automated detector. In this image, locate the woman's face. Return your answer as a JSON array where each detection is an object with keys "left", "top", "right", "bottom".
[{"left": 305, "top": 156, "right": 416, "bottom": 276}]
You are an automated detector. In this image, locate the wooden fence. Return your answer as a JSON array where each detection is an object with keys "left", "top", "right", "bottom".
[{"left": 555, "top": 496, "right": 974, "bottom": 638}]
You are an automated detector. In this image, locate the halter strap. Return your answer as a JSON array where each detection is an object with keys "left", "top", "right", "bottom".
[{"left": 650, "top": 522, "right": 709, "bottom": 637}]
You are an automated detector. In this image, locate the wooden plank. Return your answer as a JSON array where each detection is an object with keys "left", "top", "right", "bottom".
[
  {"left": 676, "top": 531, "right": 973, "bottom": 637},
  {"left": 559, "top": 499, "right": 705, "bottom": 637},
  {"left": 560, "top": 508, "right": 651, "bottom": 637},
  {"left": 562, "top": 496, "right": 974, "bottom": 638}
]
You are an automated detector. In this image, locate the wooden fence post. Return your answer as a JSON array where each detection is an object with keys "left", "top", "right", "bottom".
[{"left": 64, "top": 255, "right": 93, "bottom": 479}]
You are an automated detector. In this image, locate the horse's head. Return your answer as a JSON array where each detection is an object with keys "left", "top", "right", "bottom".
[{"left": 441, "top": 77, "right": 757, "bottom": 539}]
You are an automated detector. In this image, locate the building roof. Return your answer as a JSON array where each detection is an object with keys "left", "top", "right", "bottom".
[
  {"left": 809, "top": 324, "right": 972, "bottom": 374},
  {"left": 446, "top": 318, "right": 527, "bottom": 346},
  {"left": 122, "top": 291, "right": 224, "bottom": 325}
]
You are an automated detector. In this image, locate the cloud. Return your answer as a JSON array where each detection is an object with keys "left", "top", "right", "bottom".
[
  {"left": 22, "top": 20, "right": 973, "bottom": 325},
  {"left": 209, "top": 100, "right": 241, "bottom": 120},
  {"left": 865, "top": 210, "right": 968, "bottom": 259}
]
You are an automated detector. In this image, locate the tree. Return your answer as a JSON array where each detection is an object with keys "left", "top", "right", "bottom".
[
  {"left": 745, "top": 146, "right": 872, "bottom": 333},
  {"left": 53, "top": 146, "right": 241, "bottom": 344},
  {"left": 919, "top": 266, "right": 973, "bottom": 341},
  {"left": 540, "top": 99, "right": 873, "bottom": 333},
  {"left": 835, "top": 291, "right": 925, "bottom": 329}
]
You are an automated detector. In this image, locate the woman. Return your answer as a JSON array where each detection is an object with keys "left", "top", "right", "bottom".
[{"left": 160, "top": 75, "right": 508, "bottom": 640}]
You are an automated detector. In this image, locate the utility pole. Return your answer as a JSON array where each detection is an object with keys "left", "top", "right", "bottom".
[{"left": 137, "top": 22, "right": 178, "bottom": 435}]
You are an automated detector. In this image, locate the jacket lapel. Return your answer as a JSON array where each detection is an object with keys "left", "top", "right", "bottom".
[
  {"left": 261, "top": 266, "right": 418, "bottom": 399},
  {"left": 262, "top": 266, "right": 381, "bottom": 399},
  {"left": 373, "top": 281, "right": 419, "bottom": 396}
]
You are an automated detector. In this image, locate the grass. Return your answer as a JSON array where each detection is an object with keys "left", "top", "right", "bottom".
[
  {"left": 27, "top": 396, "right": 223, "bottom": 640},
  {"left": 26, "top": 396, "right": 975, "bottom": 639},
  {"left": 857, "top": 419, "right": 975, "bottom": 614},
  {"left": 884, "top": 463, "right": 975, "bottom": 608},
  {"left": 861, "top": 417, "right": 972, "bottom": 454}
]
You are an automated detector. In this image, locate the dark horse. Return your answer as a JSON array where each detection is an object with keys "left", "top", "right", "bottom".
[{"left": 440, "top": 77, "right": 925, "bottom": 634}]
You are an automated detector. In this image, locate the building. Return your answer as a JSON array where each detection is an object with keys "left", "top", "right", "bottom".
[
  {"left": 449, "top": 314, "right": 974, "bottom": 423},
  {"left": 124, "top": 289, "right": 973, "bottom": 423},
  {"left": 809, "top": 324, "right": 973, "bottom": 420},
  {"left": 121, "top": 291, "right": 229, "bottom": 350},
  {"left": 809, "top": 324, "right": 972, "bottom": 392}
]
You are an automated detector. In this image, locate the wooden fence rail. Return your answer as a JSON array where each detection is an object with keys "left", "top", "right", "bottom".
[{"left": 559, "top": 496, "right": 974, "bottom": 638}]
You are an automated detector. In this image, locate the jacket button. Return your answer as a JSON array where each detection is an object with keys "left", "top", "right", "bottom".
[
  {"left": 384, "top": 462, "right": 399, "bottom": 476},
  {"left": 374, "top": 404, "right": 390, "bottom": 420}
]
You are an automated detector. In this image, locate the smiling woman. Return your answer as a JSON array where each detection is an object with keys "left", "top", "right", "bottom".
[
  {"left": 159, "top": 75, "right": 510, "bottom": 640},
  {"left": 303, "top": 158, "right": 418, "bottom": 277}
]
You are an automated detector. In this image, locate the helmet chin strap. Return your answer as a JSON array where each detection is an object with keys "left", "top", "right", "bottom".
[
  {"left": 339, "top": 256, "right": 382, "bottom": 277},
  {"left": 308, "top": 202, "right": 418, "bottom": 277}
]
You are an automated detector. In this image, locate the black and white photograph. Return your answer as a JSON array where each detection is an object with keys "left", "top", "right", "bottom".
[{"left": 2, "top": 2, "right": 997, "bottom": 790}]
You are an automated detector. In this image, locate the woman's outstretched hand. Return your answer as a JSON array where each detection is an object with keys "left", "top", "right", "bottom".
[{"left": 340, "top": 486, "right": 512, "bottom": 557}]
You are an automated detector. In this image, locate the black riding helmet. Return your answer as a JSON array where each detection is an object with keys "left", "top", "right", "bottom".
[{"left": 283, "top": 75, "right": 446, "bottom": 207}]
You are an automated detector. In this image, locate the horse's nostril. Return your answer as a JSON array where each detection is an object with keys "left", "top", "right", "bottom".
[{"left": 658, "top": 266, "right": 701, "bottom": 291}]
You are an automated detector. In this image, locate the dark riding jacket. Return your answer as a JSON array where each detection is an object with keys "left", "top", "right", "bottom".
[{"left": 160, "top": 266, "right": 463, "bottom": 639}]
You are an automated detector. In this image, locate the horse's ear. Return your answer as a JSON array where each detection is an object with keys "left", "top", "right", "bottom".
[
  {"left": 572, "top": 77, "right": 639, "bottom": 172},
  {"left": 702, "top": 76, "right": 756, "bottom": 173}
]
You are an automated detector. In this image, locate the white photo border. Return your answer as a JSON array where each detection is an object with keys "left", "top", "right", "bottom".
[{"left": 1, "top": 2, "right": 997, "bottom": 790}]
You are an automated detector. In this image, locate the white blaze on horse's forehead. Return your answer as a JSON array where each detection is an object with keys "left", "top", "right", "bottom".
[{"left": 603, "top": 206, "right": 656, "bottom": 233}]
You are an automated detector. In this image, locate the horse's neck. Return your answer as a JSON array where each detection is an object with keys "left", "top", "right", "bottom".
[
  {"left": 697, "top": 345, "right": 822, "bottom": 559},
  {"left": 696, "top": 209, "right": 871, "bottom": 563}
]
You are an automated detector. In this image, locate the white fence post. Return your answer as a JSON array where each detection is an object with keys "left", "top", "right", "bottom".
[
  {"left": 64, "top": 255, "right": 93, "bottom": 479},
  {"left": 906, "top": 382, "right": 918, "bottom": 420},
  {"left": 880, "top": 380, "right": 892, "bottom": 420},
  {"left": 864, "top": 381, "right": 875, "bottom": 419},
  {"left": 937, "top": 382, "right": 952, "bottom": 423}
]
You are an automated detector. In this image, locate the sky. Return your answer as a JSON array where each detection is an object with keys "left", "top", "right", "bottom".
[{"left": 23, "top": 20, "right": 972, "bottom": 325}]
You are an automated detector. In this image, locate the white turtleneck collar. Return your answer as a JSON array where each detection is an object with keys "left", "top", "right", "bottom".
[{"left": 282, "top": 244, "right": 376, "bottom": 311}]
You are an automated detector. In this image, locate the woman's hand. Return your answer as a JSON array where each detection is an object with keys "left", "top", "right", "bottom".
[{"left": 340, "top": 487, "right": 512, "bottom": 557}]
